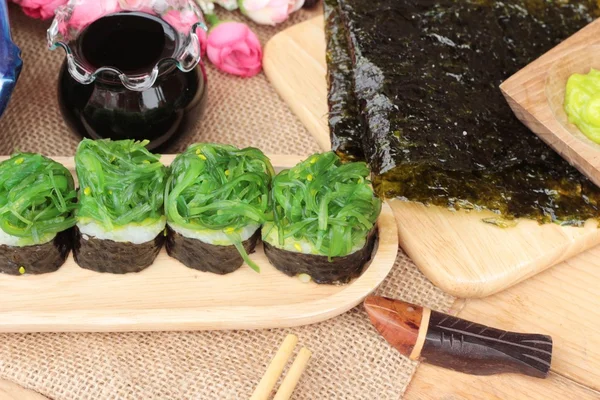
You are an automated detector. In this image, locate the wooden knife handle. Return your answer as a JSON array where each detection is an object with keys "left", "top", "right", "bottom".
[{"left": 364, "top": 296, "right": 552, "bottom": 379}]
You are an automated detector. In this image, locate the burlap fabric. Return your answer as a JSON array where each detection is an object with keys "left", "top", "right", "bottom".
[{"left": 0, "top": 5, "right": 455, "bottom": 399}]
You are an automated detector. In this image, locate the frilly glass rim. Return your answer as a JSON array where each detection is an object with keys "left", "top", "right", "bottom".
[{"left": 47, "top": 0, "right": 207, "bottom": 91}]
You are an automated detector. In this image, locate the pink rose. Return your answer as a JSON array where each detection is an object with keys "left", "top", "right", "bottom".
[
  {"left": 69, "top": 0, "right": 120, "bottom": 30},
  {"left": 162, "top": 9, "right": 197, "bottom": 32},
  {"left": 197, "top": 27, "right": 208, "bottom": 57},
  {"left": 289, "top": 0, "right": 304, "bottom": 13},
  {"left": 118, "top": 0, "right": 146, "bottom": 9},
  {"left": 207, "top": 22, "right": 262, "bottom": 77},
  {"left": 239, "top": 0, "right": 289, "bottom": 25},
  {"left": 163, "top": 9, "right": 207, "bottom": 55},
  {"left": 10, "top": 0, "right": 67, "bottom": 20}
]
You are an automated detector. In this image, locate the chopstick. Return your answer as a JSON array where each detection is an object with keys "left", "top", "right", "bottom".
[
  {"left": 250, "top": 334, "right": 312, "bottom": 400},
  {"left": 250, "top": 334, "right": 298, "bottom": 400},
  {"left": 273, "top": 347, "right": 312, "bottom": 400}
]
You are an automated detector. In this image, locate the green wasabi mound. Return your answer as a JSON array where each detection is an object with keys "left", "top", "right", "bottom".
[
  {"left": 264, "top": 152, "right": 382, "bottom": 259},
  {"left": 565, "top": 68, "right": 600, "bottom": 144},
  {"left": 0, "top": 153, "right": 77, "bottom": 246},
  {"left": 165, "top": 143, "right": 275, "bottom": 272},
  {"left": 75, "top": 139, "right": 167, "bottom": 230}
]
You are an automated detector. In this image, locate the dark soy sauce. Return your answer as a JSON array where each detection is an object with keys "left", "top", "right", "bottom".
[
  {"left": 59, "top": 12, "right": 206, "bottom": 152},
  {"left": 79, "top": 12, "right": 177, "bottom": 74}
]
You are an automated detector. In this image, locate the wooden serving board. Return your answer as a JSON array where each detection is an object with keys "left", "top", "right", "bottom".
[
  {"left": 0, "top": 155, "right": 398, "bottom": 333},
  {"left": 263, "top": 16, "right": 600, "bottom": 298},
  {"left": 406, "top": 243, "right": 600, "bottom": 398}
]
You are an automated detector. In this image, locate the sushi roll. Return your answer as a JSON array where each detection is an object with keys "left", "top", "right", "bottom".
[
  {"left": 165, "top": 143, "right": 274, "bottom": 274},
  {"left": 73, "top": 139, "right": 167, "bottom": 273},
  {"left": 263, "top": 152, "right": 381, "bottom": 284},
  {"left": 0, "top": 153, "right": 77, "bottom": 275}
]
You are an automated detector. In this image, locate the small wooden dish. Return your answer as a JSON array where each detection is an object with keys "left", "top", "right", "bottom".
[{"left": 501, "top": 19, "right": 600, "bottom": 187}]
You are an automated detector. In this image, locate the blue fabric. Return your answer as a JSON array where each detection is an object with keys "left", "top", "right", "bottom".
[{"left": 0, "top": 0, "right": 22, "bottom": 118}]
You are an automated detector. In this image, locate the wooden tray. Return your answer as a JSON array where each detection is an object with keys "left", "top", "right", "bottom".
[
  {"left": 263, "top": 16, "right": 600, "bottom": 298},
  {"left": 501, "top": 19, "right": 600, "bottom": 188},
  {"left": 0, "top": 155, "right": 398, "bottom": 333}
]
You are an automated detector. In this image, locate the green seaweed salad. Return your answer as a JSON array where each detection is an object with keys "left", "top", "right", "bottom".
[
  {"left": 165, "top": 143, "right": 275, "bottom": 272},
  {"left": 75, "top": 139, "right": 167, "bottom": 230},
  {"left": 264, "top": 152, "right": 381, "bottom": 259},
  {"left": 0, "top": 153, "right": 77, "bottom": 246}
]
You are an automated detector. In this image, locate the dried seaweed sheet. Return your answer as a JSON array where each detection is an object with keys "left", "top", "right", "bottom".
[
  {"left": 333, "top": 0, "right": 600, "bottom": 224},
  {"left": 324, "top": 0, "right": 364, "bottom": 160}
]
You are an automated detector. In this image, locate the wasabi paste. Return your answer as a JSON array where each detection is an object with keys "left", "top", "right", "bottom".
[{"left": 565, "top": 68, "right": 600, "bottom": 144}]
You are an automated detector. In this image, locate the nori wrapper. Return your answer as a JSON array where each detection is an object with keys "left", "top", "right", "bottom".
[
  {"left": 0, "top": 230, "right": 71, "bottom": 276},
  {"left": 166, "top": 226, "right": 261, "bottom": 274},
  {"left": 73, "top": 226, "right": 164, "bottom": 274},
  {"left": 325, "top": 0, "right": 364, "bottom": 160},
  {"left": 264, "top": 228, "right": 377, "bottom": 284},
  {"left": 332, "top": 0, "right": 600, "bottom": 224}
]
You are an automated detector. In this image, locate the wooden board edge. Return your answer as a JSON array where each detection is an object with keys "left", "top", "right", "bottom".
[
  {"left": 501, "top": 59, "right": 600, "bottom": 189},
  {"left": 405, "top": 364, "right": 600, "bottom": 400},
  {"left": 263, "top": 16, "right": 331, "bottom": 152},
  {"left": 398, "top": 216, "right": 600, "bottom": 298},
  {"left": 499, "top": 19, "right": 600, "bottom": 92},
  {"left": 0, "top": 379, "right": 49, "bottom": 400}
]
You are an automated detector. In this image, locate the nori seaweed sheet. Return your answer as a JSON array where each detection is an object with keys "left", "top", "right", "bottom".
[
  {"left": 166, "top": 226, "right": 260, "bottom": 274},
  {"left": 324, "top": 0, "right": 364, "bottom": 160},
  {"left": 0, "top": 230, "right": 71, "bottom": 276},
  {"left": 332, "top": 0, "right": 600, "bottom": 224},
  {"left": 73, "top": 227, "right": 164, "bottom": 274},
  {"left": 264, "top": 228, "right": 377, "bottom": 284}
]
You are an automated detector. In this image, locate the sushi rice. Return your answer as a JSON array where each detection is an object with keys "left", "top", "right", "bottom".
[
  {"left": 0, "top": 228, "right": 55, "bottom": 247},
  {"left": 77, "top": 217, "right": 166, "bottom": 244},
  {"left": 168, "top": 222, "right": 260, "bottom": 246}
]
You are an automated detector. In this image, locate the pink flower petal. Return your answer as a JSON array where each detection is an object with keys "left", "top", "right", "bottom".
[
  {"left": 208, "top": 23, "right": 247, "bottom": 46},
  {"left": 241, "top": 0, "right": 291, "bottom": 25},
  {"left": 69, "top": 0, "right": 120, "bottom": 30},
  {"left": 242, "top": 0, "right": 272, "bottom": 12},
  {"left": 206, "top": 21, "right": 263, "bottom": 78},
  {"left": 207, "top": 46, "right": 222, "bottom": 65},
  {"left": 13, "top": 0, "right": 68, "bottom": 20},
  {"left": 163, "top": 9, "right": 200, "bottom": 33}
]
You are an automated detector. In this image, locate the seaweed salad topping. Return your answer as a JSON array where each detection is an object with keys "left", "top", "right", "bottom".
[
  {"left": 75, "top": 139, "right": 167, "bottom": 230},
  {"left": 264, "top": 152, "right": 381, "bottom": 259},
  {"left": 330, "top": 0, "right": 600, "bottom": 225},
  {"left": 165, "top": 143, "right": 274, "bottom": 272},
  {"left": 0, "top": 153, "right": 76, "bottom": 246}
]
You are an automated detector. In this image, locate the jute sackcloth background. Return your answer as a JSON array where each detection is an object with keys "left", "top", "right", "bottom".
[{"left": 0, "top": 5, "right": 455, "bottom": 399}]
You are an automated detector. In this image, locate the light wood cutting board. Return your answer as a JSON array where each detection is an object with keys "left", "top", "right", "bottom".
[
  {"left": 263, "top": 15, "right": 600, "bottom": 298},
  {"left": 0, "top": 155, "right": 398, "bottom": 333}
]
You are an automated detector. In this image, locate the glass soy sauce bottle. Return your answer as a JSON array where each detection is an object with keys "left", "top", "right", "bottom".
[{"left": 48, "top": 2, "right": 207, "bottom": 152}]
